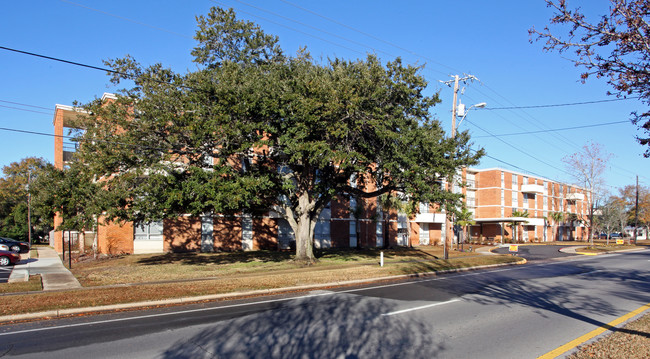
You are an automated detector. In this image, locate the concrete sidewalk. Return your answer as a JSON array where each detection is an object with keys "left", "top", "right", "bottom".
[{"left": 8, "top": 246, "right": 81, "bottom": 290}]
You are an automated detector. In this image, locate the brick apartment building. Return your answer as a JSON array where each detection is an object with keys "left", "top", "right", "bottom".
[{"left": 51, "top": 94, "right": 590, "bottom": 254}]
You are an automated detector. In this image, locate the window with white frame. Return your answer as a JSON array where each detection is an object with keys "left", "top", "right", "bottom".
[
  {"left": 522, "top": 193, "right": 528, "bottom": 209},
  {"left": 135, "top": 221, "right": 163, "bottom": 241}
]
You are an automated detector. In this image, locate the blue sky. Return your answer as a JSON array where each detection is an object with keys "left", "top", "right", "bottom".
[{"left": 0, "top": 0, "right": 647, "bottom": 193}]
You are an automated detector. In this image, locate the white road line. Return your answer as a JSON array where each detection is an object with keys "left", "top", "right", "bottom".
[
  {"left": 382, "top": 298, "right": 461, "bottom": 316},
  {"left": 0, "top": 254, "right": 608, "bottom": 336}
]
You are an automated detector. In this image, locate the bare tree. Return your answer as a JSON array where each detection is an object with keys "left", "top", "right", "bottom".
[
  {"left": 530, "top": 0, "right": 650, "bottom": 156},
  {"left": 599, "top": 197, "right": 622, "bottom": 245},
  {"left": 561, "top": 142, "right": 611, "bottom": 245}
]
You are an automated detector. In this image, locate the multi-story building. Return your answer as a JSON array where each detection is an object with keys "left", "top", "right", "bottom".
[{"left": 51, "top": 95, "right": 591, "bottom": 254}]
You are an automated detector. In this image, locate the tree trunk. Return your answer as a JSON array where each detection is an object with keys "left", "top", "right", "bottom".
[
  {"left": 79, "top": 231, "right": 85, "bottom": 254},
  {"left": 294, "top": 212, "right": 315, "bottom": 263}
]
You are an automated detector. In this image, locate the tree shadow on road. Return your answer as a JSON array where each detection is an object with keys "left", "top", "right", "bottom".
[
  {"left": 161, "top": 292, "right": 445, "bottom": 358},
  {"left": 464, "top": 263, "right": 650, "bottom": 338}
]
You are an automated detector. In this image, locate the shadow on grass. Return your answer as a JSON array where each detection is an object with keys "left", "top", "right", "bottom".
[
  {"left": 136, "top": 250, "right": 294, "bottom": 266},
  {"left": 136, "top": 247, "right": 443, "bottom": 267}
]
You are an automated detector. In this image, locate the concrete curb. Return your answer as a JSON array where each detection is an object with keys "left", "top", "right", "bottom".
[
  {"left": 0, "top": 258, "right": 526, "bottom": 323},
  {"left": 7, "top": 252, "right": 31, "bottom": 283},
  {"left": 573, "top": 246, "right": 648, "bottom": 256}
]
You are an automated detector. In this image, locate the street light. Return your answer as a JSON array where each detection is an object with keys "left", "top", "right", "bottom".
[
  {"left": 446, "top": 99, "right": 485, "bottom": 259},
  {"left": 454, "top": 101, "right": 486, "bottom": 135}
]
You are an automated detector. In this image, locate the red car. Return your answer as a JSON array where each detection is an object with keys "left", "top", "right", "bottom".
[{"left": 0, "top": 250, "right": 20, "bottom": 266}]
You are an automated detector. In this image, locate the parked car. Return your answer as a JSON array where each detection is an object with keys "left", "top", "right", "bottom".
[
  {"left": 0, "top": 250, "right": 20, "bottom": 266},
  {"left": 0, "top": 237, "right": 30, "bottom": 253},
  {"left": 610, "top": 232, "right": 622, "bottom": 238}
]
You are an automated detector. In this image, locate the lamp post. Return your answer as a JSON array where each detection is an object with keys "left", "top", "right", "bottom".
[
  {"left": 454, "top": 101, "right": 487, "bottom": 136},
  {"left": 447, "top": 98, "right": 485, "bottom": 259}
]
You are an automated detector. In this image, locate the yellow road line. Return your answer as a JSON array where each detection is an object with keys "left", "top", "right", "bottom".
[
  {"left": 574, "top": 251, "right": 599, "bottom": 256},
  {"left": 538, "top": 303, "right": 650, "bottom": 359}
]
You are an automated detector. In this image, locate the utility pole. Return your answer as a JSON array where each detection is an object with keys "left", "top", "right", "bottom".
[
  {"left": 634, "top": 175, "right": 639, "bottom": 245},
  {"left": 27, "top": 171, "right": 32, "bottom": 247},
  {"left": 440, "top": 74, "right": 479, "bottom": 260}
]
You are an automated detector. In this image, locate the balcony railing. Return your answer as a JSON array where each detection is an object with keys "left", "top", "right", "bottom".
[
  {"left": 521, "top": 184, "right": 544, "bottom": 194},
  {"left": 567, "top": 193, "right": 585, "bottom": 201},
  {"left": 414, "top": 212, "right": 445, "bottom": 224}
]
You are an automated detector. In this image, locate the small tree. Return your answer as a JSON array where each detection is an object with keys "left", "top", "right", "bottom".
[
  {"left": 32, "top": 161, "right": 101, "bottom": 255},
  {"left": 560, "top": 142, "right": 611, "bottom": 244},
  {"left": 456, "top": 207, "right": 475, "bottom": 250},
  {"left": 599, "top": 198, "right": 623, "bottom": 245},
  {"left": 0, "top": 157, "right": 50, "bottom": 242},
  {"left": 616, "top": 184, "right": 650, "bottom": 242},
  {"left": 548, "top": 211, "right": 565, "bottom": 242},
  {"left": 509, "top": 210, "right": 529, "bottom": 243}
]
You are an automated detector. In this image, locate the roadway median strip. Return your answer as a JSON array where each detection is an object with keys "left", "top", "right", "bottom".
[{"left": 538, "top": 302, "right": 650, "bottom": 359}]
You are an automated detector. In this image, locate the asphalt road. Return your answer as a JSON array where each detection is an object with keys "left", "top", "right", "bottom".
[
  {"left": 1, "top": 248, "right": 648, "bottom": 358},
  {"left": 491, "top": 244, "right": 576, "bottom": 261}
]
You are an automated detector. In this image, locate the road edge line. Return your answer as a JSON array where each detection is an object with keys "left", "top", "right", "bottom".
[{"left": 537, "top": 302, "right": 650, "bottom": 359}]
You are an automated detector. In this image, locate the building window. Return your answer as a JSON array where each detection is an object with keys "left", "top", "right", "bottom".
[
  {"left": 522, "top": 193, "right": 528, "bottom": 209},
  {"left": 419, "top": 202, "right": 429, "bottom": 214},
  {"left": 135, "top": 221, "right": 163, "bottom": 241},
  {"left": 419, "top": 223, "right": 430, "bottom": 245}
]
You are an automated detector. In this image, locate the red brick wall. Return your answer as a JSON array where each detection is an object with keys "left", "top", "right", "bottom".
[
  {"left": 253, "top": 217, "right": 277, "bottom": 250},
  {"left": 97, "top": 219, "right": 134, "bottom": 254},
  {"left": 214, "top": 216, "right": 242, "bottom": 251},
  {"left": 163, "top": 217, "right": 201, "bottom": 252}
]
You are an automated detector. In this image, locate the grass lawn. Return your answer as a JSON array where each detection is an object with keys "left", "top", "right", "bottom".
[
  {"left": 0, "top": 246, "right": 521, "bottom": 316},
  {"left": 0, "top": 275, "right": 42, "bottom": 294},
  {"left": 69, "top": 246, "right": 497, "bottom": 286}
]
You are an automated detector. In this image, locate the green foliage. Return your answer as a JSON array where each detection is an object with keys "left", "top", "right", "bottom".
[
  {"left": 31, "top": 161, "right": 100, "bottom": 232},
  {"left": 0, "top": 157, "right": 50, "bottom": 241},
  {"left": 73, "top": 6, "right": 483, "bottom": 262}
]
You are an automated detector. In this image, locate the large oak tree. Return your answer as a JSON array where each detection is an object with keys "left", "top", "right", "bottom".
[{"left": 75, "top": 7, "right": 482, "bottom": 262}]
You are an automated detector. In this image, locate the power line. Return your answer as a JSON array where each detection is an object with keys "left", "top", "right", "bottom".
[
  {"left": 0, "top": 45, "right": 201, "bottom": 91},
  {"left": 473, "top": 120, "right": 629, "bottom": 138},
  {"left": 210, "top": 0, "right": 365, "bottom": 57},
  {"left": 277, "top": 0, "right": 459, "bottom": 75},
  {"left": 0, "top": 104, "right": 52, "bottom": 115},
  {"left": 0, "top": 100, "right": 52, "bottom": 111},
  {"left": 484, "top": 97, "right": 641, "bottom": 110},
  {"left": 465, "top": 119, "right": 574, "bottom": 176},
  {"left": 0, "top": 45, "right": 124, "bottom": 74},
  {"left": 60, "top": 0, "right": 192, "bottom": 39}
]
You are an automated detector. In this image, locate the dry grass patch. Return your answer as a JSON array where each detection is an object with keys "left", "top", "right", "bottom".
[
  {"left": 577, "top": 244, "right": 640, "bottom": 254},
  {"left": 569, "top": 312, "right": 650, "bottom": 359},
  {"left": 71, "top": 247, "right": 489, "bottom": 287},
  {"left": 0, "top": 275, "right": 42, "bottom": 294}
]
